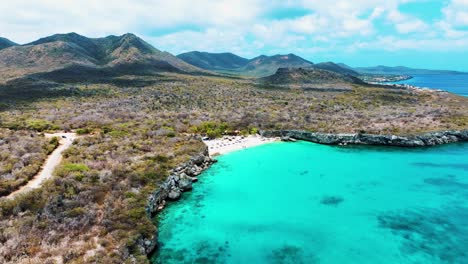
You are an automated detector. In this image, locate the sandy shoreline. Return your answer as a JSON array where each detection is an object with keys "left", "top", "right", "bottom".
[{"left": 203, "top": 135, "right": 280, "bottom": 156}]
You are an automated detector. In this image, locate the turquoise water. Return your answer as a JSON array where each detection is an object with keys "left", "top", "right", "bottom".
[
  {"left": 152, "top": 142, "right": 468, "bottom": 264},
  {"left": 391, "top": 74, "right": 468, "bottom": 97}
]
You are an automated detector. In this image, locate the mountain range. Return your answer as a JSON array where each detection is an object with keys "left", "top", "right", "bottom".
[
  {"left": 178, "top": 52, "right": 315, "bottom": 77},
  {"left": 177, "top": 51, "right": 467, "bottom": 77},
  {"left": 0, "top": 33, "right": 204, "bottom": 83},
  {"left": 1, "top": 32, "right": 466, "bottom": 86}
]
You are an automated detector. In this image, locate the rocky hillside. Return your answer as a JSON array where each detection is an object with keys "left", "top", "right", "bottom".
[
  {"left": 0, "top": 37, "right": 17, "bottom": 50},
  {"left": 239, "top": 54, "right": 314, "bottom": 77},
  {"left": 177, "top": 51, "right": 249, "bottom": 70},
  {"left": 313, "top": 62, "right": 359, "bottom": 76},
  {"left": 0, "top": 33, "right": 204, "bottom": 82},
  {"left": 178, "top": 52, "right": 315, "bottom": 77},
  {"left": 259, "top": 67, "right": 365, "bottom": 90}
]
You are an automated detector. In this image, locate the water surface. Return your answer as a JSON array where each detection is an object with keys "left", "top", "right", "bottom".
[
  {"left": 391, "top": 74, "right": 468, "bottom": 96},
  {"left": 153, "top": 142, "right": 468, "bottom": 264}
]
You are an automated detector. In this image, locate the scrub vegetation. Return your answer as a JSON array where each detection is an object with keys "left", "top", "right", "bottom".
[
  {"left": 0, "top": 31, "right": 467, "bottom": 263},
  {"left": 0, "top": 72, "right": 467, "bottom": 263},
  {"left": 0, "top": 129, "right": 58, "bottom": 196}
]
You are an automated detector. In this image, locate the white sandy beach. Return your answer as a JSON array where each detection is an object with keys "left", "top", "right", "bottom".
[{"left": 203, "top": 135, "right": 280, "bottom": 156}]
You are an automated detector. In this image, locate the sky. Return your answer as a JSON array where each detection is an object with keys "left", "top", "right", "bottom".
[{"left": 1, "top": 0, "right": 468, "bottom": 70}]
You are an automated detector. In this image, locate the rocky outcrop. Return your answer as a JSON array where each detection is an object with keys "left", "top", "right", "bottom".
[
  {"left": 281, "top": 136, "right": 297, "bottom": 142},
  {"left": 260, "top": 130, "right": 468, "bottom": 147},
  {"left": 139, "top": 146, "right": 216, "bottom": 255}
]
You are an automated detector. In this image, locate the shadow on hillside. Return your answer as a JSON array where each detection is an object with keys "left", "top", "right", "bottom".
[
  {"left": 29, "top": 63, "right": 239, "bottom": 85},
  {"left": 29, "top": 64, "right": 175, "bottom": 87},
  {"left": 0, "top": 63, "right": 218, "bottom": 111},
  {"left": 0, "top": 77, "right": 104, "bottom": 112}
]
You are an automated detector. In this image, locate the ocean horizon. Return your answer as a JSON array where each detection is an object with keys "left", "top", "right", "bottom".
[{"left": 391, "top": 74, "right": 468, "bottom": 97}]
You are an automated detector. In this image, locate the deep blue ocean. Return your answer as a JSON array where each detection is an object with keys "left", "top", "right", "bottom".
[
  {"left": 152, "top": 142, "right": 468, "bottom": 264},
  {"left": 391, "top": 74, "right": 468, "bottom": 97}
]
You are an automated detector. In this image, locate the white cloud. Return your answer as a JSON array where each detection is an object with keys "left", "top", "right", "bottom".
[
  {"left": 149, "top": 28, "right": 253, "bottom": 56},
  {"left": 0, "top": 0, "right": 467, "bottom": 61},
  {"left": 0, "top": 0, "right": 265, "bottom": 43},
  {"left": 358, "top": 35, "right": 468, "bottom": 52},
  {"left": 394, "top": 19, "right": 429, "bottom": 34},
  {"left": 442, "top": 0, "right": 468, "bottom": 27},
  {"left": 387, "top": 9, "right": 429, "bottom": 34},
  {"left": 436, "top": 21, "right": 468, "bottom": 38}
]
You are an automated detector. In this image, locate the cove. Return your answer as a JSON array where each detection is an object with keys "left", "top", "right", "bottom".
[{"left": 151, "top": 141, "right": 468, "bottom": 264}]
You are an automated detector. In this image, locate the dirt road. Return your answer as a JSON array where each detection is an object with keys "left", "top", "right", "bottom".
[{"left": 6, "top": 132, "right": 77, "bottom": 199}]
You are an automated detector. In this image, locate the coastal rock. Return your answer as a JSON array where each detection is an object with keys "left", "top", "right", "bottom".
[
  {"left": 168, "top": 188, "right": 181, "bottom": 200},
  {"left": 192, "top": 154, "right": 206, "bottom": 166},
  {"left": 260, "top": 130, "right": 468, "bottom": 147},
  {"left": 281, "top": 136, "right": 297, "bottom": 142},
  {"left": 141, "top": 145, "right": 216, "bottom": 254},
  {"left": 179, "top": 177, "right": 193, "bottom": 191},
  {"left": 138, "top": 234, "right": 158, "bottom": 256},
  {"left": 186, "top": 165, "right": 201, "bottom": 176}
]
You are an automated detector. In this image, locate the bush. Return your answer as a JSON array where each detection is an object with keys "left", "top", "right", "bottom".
[
  {"left": 108, "top": 130, "right": 130, "bottom": 137},
  {"left": 191, "top": 121, "right": 230, "bottom": 138},
  {"left": 62, "top": 163, "right": 90, "bottom": 173},
  {"left": 46, "top": 137, "right": 60, "bottom": 153},
  {"left": 76, "top": 128, "right": 92, "bottom": 135},
  {"left": 56, "top": 163, "right": 90, "bottom": 178},
  {"left": 26, "top": 120, "right": 56, "bottom": 132}
]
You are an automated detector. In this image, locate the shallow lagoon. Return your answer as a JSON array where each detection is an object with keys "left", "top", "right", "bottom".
[{"left": 152, "top": 141, "right": 468, "bottom": 264}]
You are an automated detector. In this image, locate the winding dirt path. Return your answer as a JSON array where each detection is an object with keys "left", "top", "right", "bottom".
[{"left": 6, "top": 132, "right": 77, "bottom": 199}]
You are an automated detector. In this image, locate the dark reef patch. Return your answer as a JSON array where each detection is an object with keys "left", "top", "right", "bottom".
[
  {"left": 320, "top": 196, "right": 344, "bottom": 206},
  {"left": 152, "top": 240, "right": 230, "bottom": 264},
  {"left": 269, "top": 245, "right": 318, "bottom": 264},
  {"left": 378, "top": 207, "right": 468, "bottom": 263},
  {"left": 412, "top": 162, "right": 468, "bottom": 171},
  {"left": 424, "top": 177, "right": 468, "bottom": 188},
  {"left": 422, "top": 176, "right": 468, "bottom": 197}
]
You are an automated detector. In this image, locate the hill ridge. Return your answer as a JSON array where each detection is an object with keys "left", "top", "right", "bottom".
[
  {"left": 0, "top": 32, "right": 205, "bottom": 82},
  {"left": 259, "top": 67, "right": 364, "bottom": 91},
  {"left": 313, "top": 62, "right": 359, "bottom": 76},
  {"left": 177, "top": 51, "right": 249, "bottom": 70},
  {"left": 0, "top": 37, "right": 18, "bottom": 50}
]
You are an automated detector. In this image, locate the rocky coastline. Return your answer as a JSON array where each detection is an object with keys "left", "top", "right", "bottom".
[
  {"left": 139, "top": 145, "right": 216, "bottom": 255},
  {"left": 260, "top": 130, "right": 468, "bottom": 147},
  {"left": 138, "top": 129, "right": 468, "bottom": 256}
]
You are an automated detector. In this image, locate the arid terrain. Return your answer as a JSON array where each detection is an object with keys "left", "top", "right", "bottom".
[{"left": 0, "top": 33, "right": 467, "bottom": 264}]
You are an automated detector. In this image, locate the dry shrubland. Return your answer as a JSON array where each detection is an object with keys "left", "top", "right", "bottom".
[
  {"left": 0, "top": 129, "right": 58, "bottom": 196},
  {"left": 0, "top": 73, "right": 467, "bottom": 263}
]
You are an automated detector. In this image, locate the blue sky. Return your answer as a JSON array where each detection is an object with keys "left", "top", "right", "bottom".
[{"left": 1, "top": 0, "right": 468, "bottom": 70}]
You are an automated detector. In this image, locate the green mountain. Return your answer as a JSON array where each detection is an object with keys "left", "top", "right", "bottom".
[
  {"left": 240, "top": 54, "right": 314, "bottom": 77},
  {"left": 355, "top": 65, "right": 467, "bottom": 75},
  {"left": 0, "top": 33, "right": 204, "bottom": 82},
  {"left": 177, "top": 51, "right": 249, "bottom": 70},
  {"left": 337, "top": 63, "right": 355, "bottom": 70},
  {"left": 313, "top": 62, "right": 359, "bottom": 76},
  {"left": 259, "top": 67, "right": 364, "bottom": 91},
  {"left": 0, "top": 37, "right": 17, "bottom": 50},
  {"left": 178, "top": 52, "right": 314, "bottom": 77}
]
